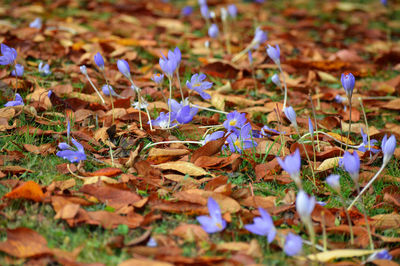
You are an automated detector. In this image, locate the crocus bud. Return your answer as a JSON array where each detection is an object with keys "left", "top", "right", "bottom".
[
  {"left": 29, "top": 18, "right": 42, "bottom": 29},
  {"left": 80, "top": 65, "right": 87, "bottom": 75},
  {"left": 341, "top": 73, "right": 355, "bottom": 99},
  {"left": 266, "top": 44, "right": 280, "bottom": 65},
  {"left": 181, "top": 6, "right": 193, "bottom": 17},
  {"left": 200, "top": 5, "right": 210, "bottom": 19},
  {"left": 326, "top": 174, "right": 341, "bottom": 193},
  {"left": 227, "top": 4, "right": 237, "bottom": 18},
  {"left": 308, "top": 117, "right": 314, "bottom": 136},
  {"left": 208, "top": 24, "right": 219, "bottom": 39},
  {"left": 210, "top": 11, "right": 216, "bottom": 19},
  {"left": 248, "top": 50, "right": 253, "bottom": 65},
  {"left": 341, "top": 151, "right": 360, "bottom": 184},
  {"left": 296, "top": 190, "right": 315, "bottom": 223},
  {"left": 381, "top": 135, "right": 396, "bottom": 165},
  {"left": 253, "top": 27, "right": 267, "bottom": 48},
  {"left": 94, "top": 52, "right": 105, "bottom": 70},
  {"left": 283, "top": 106, "right": 297, "bottom": 128},
  {"left": 204, "top": 40, "right": 210, "bottom": 48},
  {"left": 11, "top": 64, "right": 24, "bottom": 77},
  {"left": 117, "top": 59, "right": 131, "bottom": 79},
  {"left": 47, "top": 90, "right": 52, "bottom": 98},
  {"left": 271, "top": 73, "right": 280, "bottom": 87}
]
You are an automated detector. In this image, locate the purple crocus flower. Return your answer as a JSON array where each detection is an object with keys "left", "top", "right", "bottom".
[
  {"left": 368, "top": 249, "right": 392, "bottom": 261},
  {"left": 168, "top": 99, "right": 198, "bottom": 124},
  {"left": 208, "top": 24, "right": 219, "bottom": 39},
  {"left": 117, "top": 59, "right": 131, "bottom": 79},
  {"left": 197, "top": 197, "right": 226, "bottom": 234},
  {"left": 308, "top": 117, "right": 314, "bottom": 136},
  {"left": 0, "top": 44, "right": 17, "bottom": 66},
  {"left": 223, "top": 110, "right": 247, "bottom": 133},
  {"left": 198, "top": 0, "right": 207, "bottom": 6},
  {"left": 341, "top": 73, "right": 355, "bottom": 99},
  {"left": 200, "top": 4, "right": 210, "bottom": 19},
  {"left": 248, "top": 50, "right": 253, "bottom": 65},
  {"left": 29, "top": 18, "right": 42, "bottom": 29},
  {"left": 38, "top": 62, "right": 51, "bottom": 76},
  {"left": 334, "top": 94, "right": 346, "bottom": 104},
  {"left": 227, "top": 4, "right": 237, "bottom": 18},
  {"left": 326, "top": 174, "right": 341, "bottom": 193},
  {"left": 381, "top": 134, "right": 396, "bottom": 165},
  {"left": 151, "top": 73, "right": 164, "bottom": 84},
  {"left": 186, "top": 73, "right": 212, "bottom": 100},
  {"left": 266, "top": 44, "right": 280, "bottom": 65},
  {"left": 277, "top": 149, "right": 301, "bottom": 187},
  {"left": 226, "top": 123, "right": 257, "bottom": 153},
  {"left": 253, "top": 27, "right": 267, "bottom": 49},
  {"left": 260, "top": 125, "right": 281, "bottom": 137},
  {"left": 47, "top": 90, "right": 52, "bottom": 98},
  {"left": 146, "top": 237, "right": 157, "bottom": 247},
  {"left": 381, "top": 0, "right": 388, "bottom": 6},
  {"left": 181, "top": 6, "right": 193, "bottom": 16},
  {"left": 4, "top": 93, "right": 24, "bottom": 107},
  {"left": 358, "top": 128, "right": 379, "bottom": 154},
  {"left": 56, "top": 138, "right": 86, "bottom": 163},
  {"left": 283, "top": 106, "right": 297, "bottom": 128},
  {"left": 340, "top": 151, "right": 360, "bottom": 184},
  {"left": 94, "top": 52, "right": 105, "bottom": 70},
  {"left": 284, "top": 233, "right": 302, "bottom": 256},
  {"left": 202, "top": 131, "right": 225, "bottom": 145},
  {"left": 150, "top": 112, "right": 176, "bottom": 129},
  {"left": 271, "top": 73, "right": 280, "bottom": 87},
  {"left": 159, "top": 52, "right": 178, "bottom": 79},
  {"left": 102, "top": 85, "right": 119, "bottom": 97},
  {"left": 296, "top": 190, "right": 315, "bottom": 223},
  {"left": 80, "top": 65, "right": 87, "bottom": 75},
  {"left": 11, "top": 64, "right": 24, "bottom": 77},
  {"left": 244, "top": 208, "right": 276, "bottom": 243},
  {"left": 172, "top": 47, "right": 181, "bottom": 67}
]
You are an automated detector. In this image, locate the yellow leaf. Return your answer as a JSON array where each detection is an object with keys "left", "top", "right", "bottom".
[
  {"left": 317, "top": 71, "right": 338, "bottom": 83},
  {"left": 326, "top": 132, "right": 354, "bottom": 145},
  {"left": 82, "top": 176, "right": 118, "bottom": 185},
  {"left": 317, "top": 157, "right": 341, "bottom": 171},
  {"left": 306, "top": 249, "right": 383, "bottom": 262},
  {"left": 153, "top": 161, "right": 208, "bottom": 177}
]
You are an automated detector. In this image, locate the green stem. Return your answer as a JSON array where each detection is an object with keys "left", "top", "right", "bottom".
[
  {"left": 345, "top": 98, "right": 352, "bottom": 151},
  {"left": 339, "top": 194, "right": 354, "bottom": 245},
  {"left": 168, "top": 76, "right": 173, "bottom": 127}
]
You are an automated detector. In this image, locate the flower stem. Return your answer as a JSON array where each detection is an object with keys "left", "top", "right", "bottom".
[
  {"left": 129, "top": 78, "right": 143, "bottom": 130},
  {"left": 84, "top": 73, "right": 106, "bottom": 104},
  {"left": 278, "top": 64, "right": 288, "bottom": 110},
  {"left": 309, "top": 93, "right": 320, "bottom": 152},
  {"left": 175, "top": 69, "right": 184, "bottom": 102},
  {"left": 348, "top": 163, "right": 386, "bottom": 210},
  {"left": 359, "top": 97, "right": 371, "bottom": 159},
  {"left": 103, "top": 72, "right": 115, "bottom": 124},
  {"left": 345, "top": 97, "right": 352, "bottom": 151},
  {"left": 305, "top": 219, "right": 317, "bottom": 261},
  {"left": 232, "top": 42, "right": 255, "bottom": 63},
  {"left": 339, "top": 194, "right": 354, "bottom": 245},
  {"left": 191, "top": 104, "right": 228, "bottom": 114},
  {"left": 143, "top": 140, "right": 202, "bottom": 151},
  {"left": 168, "top": 77, "right": 173, "bottom": 127},
  {"left": 295, "top": 126, "right": 316, "bottom": 188}
]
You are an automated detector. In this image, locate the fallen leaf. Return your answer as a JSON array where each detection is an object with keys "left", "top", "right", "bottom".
[
  {"left": 4, "top": 180, "right": 44, "bottom": 202},
  {"left": 0, "top": 228, "right": 51, "bottom": 258},
  {"left": 153, "top": 161, "right": 209, "bottom": 177}
]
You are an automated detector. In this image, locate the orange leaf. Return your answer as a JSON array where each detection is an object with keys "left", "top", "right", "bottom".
[
  {"left": 4, "top": 181, "right": 44, "bottom": 202},
  {"left": 0, "top": 228, "right": 51, "bottom": 258}
]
